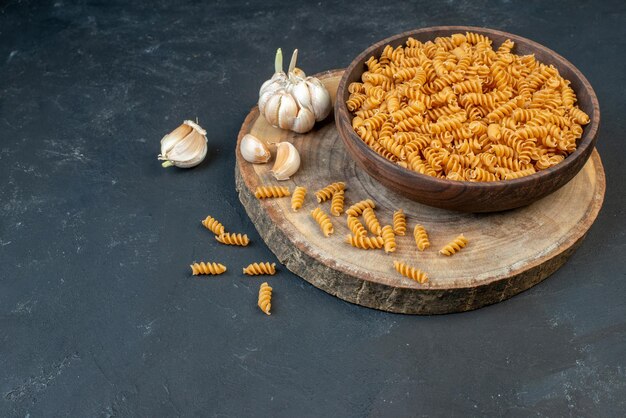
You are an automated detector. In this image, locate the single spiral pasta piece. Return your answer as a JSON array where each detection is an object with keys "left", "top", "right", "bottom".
[
  {"left": 243, "top": 262, "right": 276, "bottom": 276},
  {"left": 201, "top": 215, "right": 225, "bottom": 235},
  {"left": 393, "top": 209, "right": 407, "bottom": 236},
  {"left": 465, "top": 32, "right": 492, "bottom": 46},
  {"left": 215, "top": 233, "right": 250, "bottom": 246},
  {"left": 362, "top": 207, "right": 382, "bottom": 235},
  {"left": 346, "top": 215, "right": 367, "bottom": 237},
  {"left": 190, "top": 262, "right": 227, "bottom": 276},
  {"left": 310, "top": 207, "right": 333, "bottom": 237},
  {"left": 439, "top": 234, "right": 468, "bottom": 256},
  {"left": 345, "top": 199, "right": 376, "bottom": 217},
  {"left": 346, "top": 93, "right": 367, "bottom": 112},
  {"left": 346, "top": 234, "right": 384, "bottom": 250},
  {"left": 503, "top": 167, "right": 536, "bottom": 179},
  {"left": 381, "top": 225, "right": 397, "bottom": 253},
  {"left": 393, "top": 260, "right": 428, "bottom": 284},
  {"left": 258, "top": 282, "right": 272, "bottom": 315},
  {"left": 413, "top": 224, "right": 430, "bottom": 251},
  {"left": 330, "top": 190, "right": 345, "bottom": 216},
  {"left": 315, "top": 182, "right": 346, "bottom": 203},
  {"left": 348, "top": 82, "right": 365, "bottom": 94},
  {"left": 291, "top": 186, "right": 307, "bottom": 211},
  {"left": 570, "top": 107, "right": 590, "bottom": 125},
  {"left": 255, "top": 186, "right": 290, "bottom": 199}
]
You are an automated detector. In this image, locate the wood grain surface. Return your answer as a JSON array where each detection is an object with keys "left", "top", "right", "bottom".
[
  {"left": 334, "top": 26, "right": 601, "bottom": 212},
  {"left": 235, "top": 70, "right": 606, "bottom": 314}
]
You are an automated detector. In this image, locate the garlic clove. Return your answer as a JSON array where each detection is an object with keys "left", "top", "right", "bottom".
[
  {"left": 240, "top": 134, "right": 271, "bottom": 163},
  {"left": 290, "top": 106, "right": 315, "bottom": 134},
  {"left": 306, "top": 79, "right": 332, "bottom": 121},
  {"left": 271, "top": 141, "right": 300, "bottom": 180},
  {"left": 161, "top": 122, "right": 193, "bottom": 155},
  {"left": 290, "top": 81, "right": 312, "bottom": 111},
  {"left": 263, "top": 93, "right": 283, "bottom": 128},
  {"left": 277, "top": 94, "right": 298, "bottom": 130},
  {"left": 164, "top": 129, "right": 206, "bottom": 166},
  {"left": 158, "top": 120, "right": 208, "bottom": 168},
  {"left": 258, "top": 89, "right": 275, "bottom": 115}
]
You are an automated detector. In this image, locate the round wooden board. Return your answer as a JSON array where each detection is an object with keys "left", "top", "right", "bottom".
[{"left": 235, "top": 70, "right": 606, "bottom": 314}]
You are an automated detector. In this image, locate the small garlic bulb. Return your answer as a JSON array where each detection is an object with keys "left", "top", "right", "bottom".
[
  {"left": 271, "top": 142, "right": 300, "bottom": 181},
  {"left": 240, "top": 134, "right": 271, "bottom": 163},
  {"left": 158, "top": 120, "right": 208, "bottom": 168},
  {"left": 258, "top": 49, "right": 332, "bottom": 134}
]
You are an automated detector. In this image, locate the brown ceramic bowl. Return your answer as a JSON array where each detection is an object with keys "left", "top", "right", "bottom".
[{"left": 335, "top": 26, "right": 600, "bottom": 212}]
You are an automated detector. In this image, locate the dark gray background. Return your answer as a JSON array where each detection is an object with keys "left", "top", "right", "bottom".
[{"left": 1, "top": 0, "right": 625, "bottom": 416}]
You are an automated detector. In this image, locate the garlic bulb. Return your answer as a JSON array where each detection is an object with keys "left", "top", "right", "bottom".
[
  {"left": 240, "top": 134, "right": 271, "bottom": 163},
  {"left": 158, "top": 120, "right": 208, "bottom": 168},
  {"left": 258, "top": 49, "right": 332, "bottom": 134},
  {"left": 271, "top": 142, "right": 300, "bottom": 180}
]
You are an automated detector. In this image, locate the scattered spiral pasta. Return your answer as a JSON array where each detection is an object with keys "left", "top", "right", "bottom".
[
  {"left": 346, "top": 234, "right": 384, "bottom": 250},
  {"left": 330, "top": 190, "right": 345, "bottom": 216},
  {"left": 381, "top": 225, "right": 397, "bottom": 253},
  {"left": 346, "top": 215, "right": 367, "bottom": 237},
  {"left": 413, "top": 224, "right": 430, "bottom": 251},
  {"left": 310, "top": 207, "right": 334, "bottom": 237},
  {"left": 215, "top": 233, "right": 250, "bottom": 246},
  {"left": 345, "top": 199, "right": 376, "bottom": 217},
  {"left": 393, "top": 260, "right": 428, "bottom": 284},
  {"left": 291, "top": 186, "right": 307, "bottom": 211},
  {"left": 255, "top": 186, "right": 290, "bottom": 199},
  {"left": 243, "top": 262, "right": 276, "bottom": 276},
  {"left": 201, "top": 215, "right": 225, "bottom": 236},
  {"left": 347, "top": 33, "right": 591, "bottom": 181},
  {"left": 190, "top": 262, "right": 227, "bottom": 276},
  {"left": 393, "top": 209, "right": 407, "bottom": 236},
  {"left": 315, "top": 182, "right": 346, "bottom": 203},
  {"left": 439, "top": 234, "right": 468, "bottom": 256},
  {"left": 362, "top": 207, "right": 382, "bottom": 236},
  {"left": 258, "top": 282, "right": 272, "bottom": 315}
]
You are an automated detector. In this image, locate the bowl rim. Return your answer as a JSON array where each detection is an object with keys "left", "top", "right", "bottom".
[{"left": 335, "top": 25, "right": 601, "bottom": 190}]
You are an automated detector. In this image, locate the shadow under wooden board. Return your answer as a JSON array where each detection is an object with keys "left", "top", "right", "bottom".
[{"left": 235, "top": 69, "right": 606, "bottom": 314}]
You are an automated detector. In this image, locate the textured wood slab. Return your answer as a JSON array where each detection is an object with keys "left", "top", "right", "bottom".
[{"left": 235, "top": 70, "right": 606, "bottom": 314}]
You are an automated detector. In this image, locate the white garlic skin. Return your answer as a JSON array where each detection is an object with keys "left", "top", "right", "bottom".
[
  {"left": 271, "top": 142, "right": 300, "bottom": 180},
  {"left": 158, "top": 120, "right": 208, "bottom": 168},
  {"left": 240, "top": 134, "right": 271, "bottom": 163}
]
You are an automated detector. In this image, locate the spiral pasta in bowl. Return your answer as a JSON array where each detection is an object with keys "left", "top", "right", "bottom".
[{"left": 335, "top": 26, "right": 599, "bottom": 212}]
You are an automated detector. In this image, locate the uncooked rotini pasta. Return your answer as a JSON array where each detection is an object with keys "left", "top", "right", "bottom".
[
  {"left": 258, "top": 282, "right": 272, "bottom": 315},
  {"left": 347, "top": 33, "right": 591, "bottom": 181},
  {"left": 190, "top": 262, "right": 227, "bottom": 276},
  {"left": 346, "top": 234, "right": 384, "bottom": 250},
  {"left": 215, "top": 233, "right": 250, "bottom": 246},
  {"left": 201, "top": 215, "right": 225, "bottom": 235},
  {"left": 413, "top": 224, "right": 430, "bottom": 251},
  {"left": 255, "top": 186, "right": 290, "bottom": 199},
  {"left": 330, "top": 190, "right": 345, "bottom": 216},
  {"left": 439, "top": 234, "right": 468, "bottom": 256},
  {"left": 310, "top": 207, "right": 333, "bottom": 237},
  {"left": 345, "top": 199, "right": 376, "bottom": 217},
  {"left": 362, "top": 207, "right": 382, "bottom": 236},
  {"left": 243, "top": 262, "right": 276, "bottom": 276},
  {"left": 381, "top": 225, "right": 397, "bottom": 253},
  {"left": 393, "top": 260, "right": 428, "bottom": 284},
  {"left": 315, "top": 182, "right": 346, "bottom": 203},
  {"left": 393, "top": 209, "right": 406, "bottom": 236},
  {"left": 346, "top": 215, "right": 367, "bottom": 237},
  {"left": 291, "top": 186, "right": 307, "bottom": 211}
]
